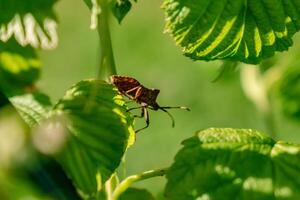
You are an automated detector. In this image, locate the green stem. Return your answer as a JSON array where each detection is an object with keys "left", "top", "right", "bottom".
[
  {"left": 104, "top": 173, "right": 119, "bottom": 200},
  {"left": 263, "top": 106, "right": 276, "bottom": 139},
  {"left": 112, "top": 168, "right": 168, "bottom": 200},
  {"left": 97, "top": 0, "right": 117, "bottom": 80}
]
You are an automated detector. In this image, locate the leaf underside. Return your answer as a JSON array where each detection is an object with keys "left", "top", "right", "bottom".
[
  {"left": 165, "top": 128, "right": 300, "bottom": 200},
  {"left": 163, "top": 0, "right": 300, "bottom": 64},
  {"left": 54, "top": 79, "right": 134, "bottom": 199},
  {"left": 119, "top": 188, "right": 155, "bottom": 200}
]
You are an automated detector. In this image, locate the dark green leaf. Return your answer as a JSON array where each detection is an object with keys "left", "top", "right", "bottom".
[
  {"left": 163, "top": 0, "right": 300, "bottom": 64},
  {"left": 9, "top": 92, "right": 52, "bottom": 127},
  {"left": 112, "top": 0, "right": 132, "bottom": 24},
  {"left": 165, "top": 128, "right": 300, "bottom": 200},
  {"left": 119, "top": 188, "right": 155, "bottom": 200},
  {"left": 0, "top": 90, "right": 9, "bottom": 108},
  {"left": 0, "top": 172, "right": 51, "bottom": 200},
  {"left": 54, "top": 79, "right": 134, "bottom": 199}
]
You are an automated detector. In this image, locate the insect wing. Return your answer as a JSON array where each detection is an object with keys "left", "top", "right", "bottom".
[{"left": 111, "top": 75, "right": 141, "bottom": 96}]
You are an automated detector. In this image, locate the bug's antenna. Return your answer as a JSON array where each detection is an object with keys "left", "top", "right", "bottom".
[
  {"left": 159, "top": 108, "right": 175, "bottom": 127},
  {"left": 159, "top": 106, "right": 190, "bottom": 111}
]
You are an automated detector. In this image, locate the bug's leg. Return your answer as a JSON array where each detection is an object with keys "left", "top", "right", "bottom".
[
  {"left": 159, "top": 106, "right": 190, "bottom": 111},
  {"left": 127, "top": 106, "right": 143, "bottom": 112},
  {"left": 135, "top": 107, "right": 149, "bottom": 133},
  {"left": 127, "top": 102, "right": 147, "bottom": 112},
  {"left": 134, "top": 87, "right": 142, "bottom": 99},
  {"left": 125, "top": 86, "right": 140, "bottom": 95},
  {"left": 159, "top": 108, "right": 175, "bottom": 127},
  {"left": 133, "top": 107, "right": 145, "bottom": 118}
]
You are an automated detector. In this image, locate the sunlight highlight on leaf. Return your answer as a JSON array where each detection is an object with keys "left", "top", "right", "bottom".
[
  {"left": 0, "top": 14, "right": 58, "bottom": 49},
  {"left": 90, "top": 0, "right": 101, "bottom": 30},
  {"left": 163, "top": 0, "right": 300, "bottom": 64}
]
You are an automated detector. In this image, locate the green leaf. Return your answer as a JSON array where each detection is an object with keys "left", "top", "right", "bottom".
[
  {"left": 112, "top": 0, "right": 132, "bottom": 24},
  {"left": 0, "top": 40, "right": 41, "bottom": 87},
  {"left": 119, "top": 188, "right": 155, "bottom": 200},
  {"left": 84, "top": 0, "right": 135, "bottom": 27},
  {"left": 54, "top": 79, "right": 134, "bottom": 199},
  {"left": 9, "top": 92, "right": 52, "bottom": 127},
  {"left": 163, "top": 0, "right": 300, "bottom": 64},
  {"left": 278, "top": 65, "right": 300, "bottom": 120},
  {"left": 0, "top": 0, "right": 58, "bottom": 49},
  {"left": 165, "top": 128, "right": 300, "bottom": 200},
  {"left": 0, "top": 39, "right": 51, "bottom": 128}
]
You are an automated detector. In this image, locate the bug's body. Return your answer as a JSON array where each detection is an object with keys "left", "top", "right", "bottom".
[{"left": 110, "top": 75, "right": 189, "bottom": 132}]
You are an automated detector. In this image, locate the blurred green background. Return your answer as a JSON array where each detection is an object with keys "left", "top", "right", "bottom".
[{"left": 2, "top": 0, "right": 297, "bottom": 198}]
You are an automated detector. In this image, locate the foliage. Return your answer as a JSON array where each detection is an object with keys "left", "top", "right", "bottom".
[
  {"left": 162, "top": 0, "right": 300, "bottom": 64},
  {"left": 119, "top": 188, "right": 154, "bottom": 200},
  {"left": 54, "top": 80, "right": 134, "bottom": 199},
  {"left": 1, "top": 0, "right": 300, "bottom": 200},
  {"left": 0, "top": 0, "right": 58, "bottom": 49},
  {"left": 0, "top": 172, "right": 51, "bottom": 200},
  {"left": 0, "top": 40, "right": 40, "bottom": 86},
  {"left": 165, "top": 128, "right": 300, "bottom": 200},
  {"left": 111, "top": 0, "right": 135, "bottom": 24},
  {"left": 9, "top": 92, "right": 52, "bottom": 127}
]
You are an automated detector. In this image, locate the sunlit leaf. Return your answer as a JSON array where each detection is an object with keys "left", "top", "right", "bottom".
[
  {"left": 54, "top": 79, "right": 134, "bottom": 199},
  {"left": 0, "top": 40, "right": 40, "bottom": 87},
  {"left": 0, "top": 39, "right": 51, "bottom": 128},
  {"left": 9, "top": 92, "right": 52, "bottom": 127},
  {"left": 165, "top": 128, "right": 300, "bottom": 200},
  {"left": 163, "top": 0, "right": 300, "bottom": 64}
]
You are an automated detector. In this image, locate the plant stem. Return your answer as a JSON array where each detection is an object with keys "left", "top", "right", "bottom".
[
  {"left": 263, "top": 106, "right": 276, "bottom": 139},
  {"left": 112, "top": 168, "right": 168, "bottom": 200},
  {"left": 104, "top": 173, "right": 119, "bottom": 200},
  {"left": 97, "top": 0, "right": 117, "bottom": 80}
]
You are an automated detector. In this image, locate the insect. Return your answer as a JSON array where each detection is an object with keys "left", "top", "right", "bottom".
[{"left": 110, "top": 75, "right": 190, "bottom": 132}]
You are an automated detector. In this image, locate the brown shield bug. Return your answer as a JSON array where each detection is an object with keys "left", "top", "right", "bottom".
[{"left": 110, "top": 75, "right": 190, "bottom": 132}]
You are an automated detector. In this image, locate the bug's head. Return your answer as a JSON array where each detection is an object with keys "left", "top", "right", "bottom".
[
  {"left": 151, "top": 89, "right": 160, "bottom": 97},
  {"left": 147, "top": 89, "right": 160, "bottom": 110},
  {"left": 148, "top": 89, "right": 160, "bottom": 102}
]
